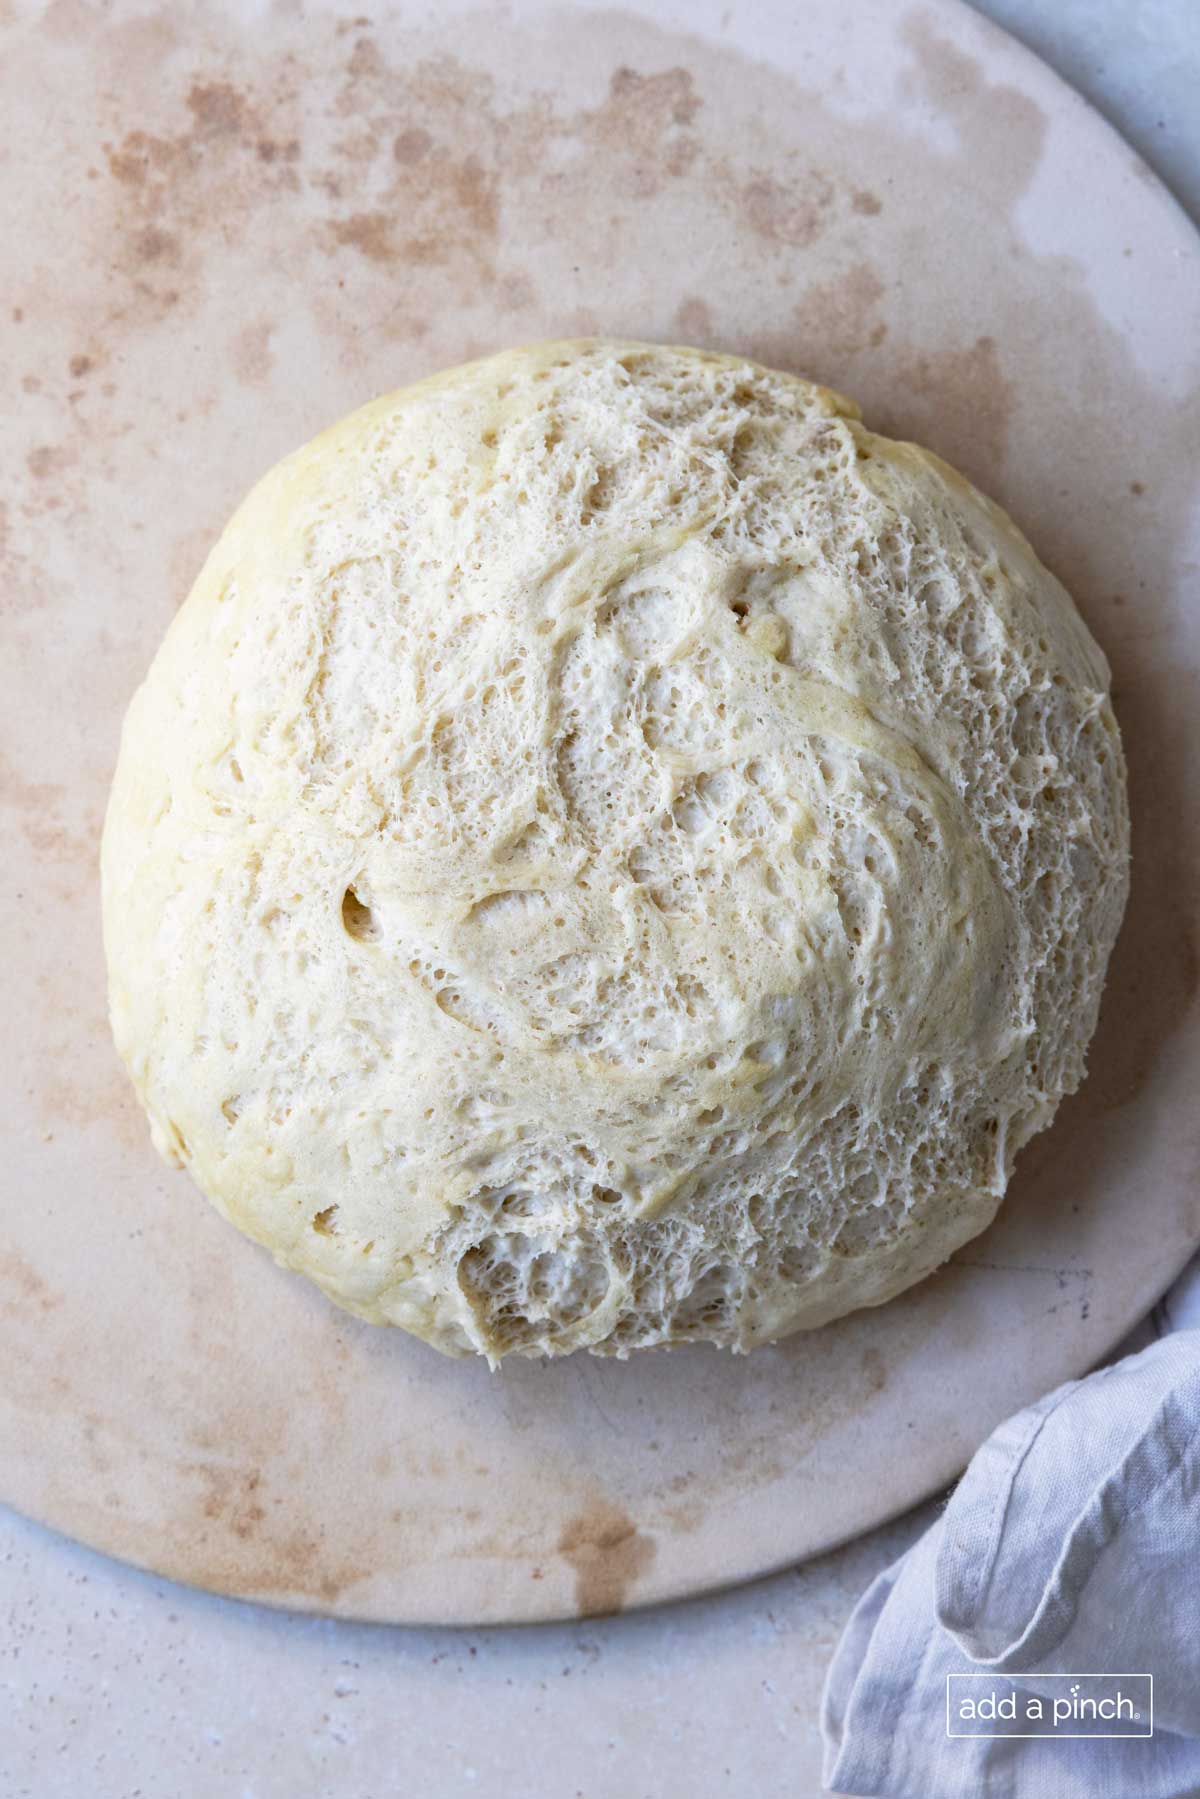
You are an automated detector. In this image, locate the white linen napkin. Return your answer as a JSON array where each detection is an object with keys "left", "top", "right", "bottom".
[{"left": 822, "top": 1256, "right": 1200, "bottom": 1797}]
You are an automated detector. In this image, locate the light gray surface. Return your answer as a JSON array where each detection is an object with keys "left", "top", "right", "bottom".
[
  {"left": 3, "top": 3, "right": 1196, "bottom": 1796},
  {"left": 1, "top": 1501, "right": 934, "bottom": 1799}
]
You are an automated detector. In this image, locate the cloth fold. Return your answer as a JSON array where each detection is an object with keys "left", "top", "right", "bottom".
[{"left": 822, "top": 1256, "right": 1200, "bottom": 1798}]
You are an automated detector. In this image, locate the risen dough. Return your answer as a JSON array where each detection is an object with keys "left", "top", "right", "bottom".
[{"left": 102, "top": 340, "right": 1129, "bottom": 1360}]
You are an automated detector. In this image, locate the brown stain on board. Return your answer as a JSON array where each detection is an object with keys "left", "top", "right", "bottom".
[
  {"left": 558, "top": 1501, "right": 656, "bottom": 1616},
  {"left": 899, "top": 8, "right": 1047, "bottom": 190},
  {"left": 194, "top": 1463, "right": 267, "bottom": 1539},
  {"left": 589, "top": 65, "right": 702, "bottom": 192},
  {"left": 0, "top": 1253, "right": 65, "bottom": 1317},
  {"left": 861, "top": 1345, "right": 887, "bottom": 1394},
  {"left": 722, "top": 164, "right": 836, "bottom": 248},
  {"left": 887, "top": 333, "right": 1014, "bottom": 484},
  {"left": 791, "top": 260, "right": 888, "bottom": 358},
  {"left": 229, "top": 319, "right": 274, "bottom": 386},
  {"left": 674, "top": 295, "right": 715, "bottom": 343},
  {"left": 42, "top": 1446, "right": 377, "bottom": 1607},
  {"left": 1, "top": 0, "right": 1198, "bottom": 1616},
  {"left": 35, "top": 1067, "right": 148, "bottom": 1154}
]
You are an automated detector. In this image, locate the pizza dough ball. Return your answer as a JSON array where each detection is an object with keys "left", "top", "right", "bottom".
[{"left": 102, "top": 341, "right": 1128, "bottom": 1360}]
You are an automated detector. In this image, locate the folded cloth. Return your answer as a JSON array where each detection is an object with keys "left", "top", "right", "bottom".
[{"left": 822, "top": 1254, "right": 1200, "bottom": 1798}]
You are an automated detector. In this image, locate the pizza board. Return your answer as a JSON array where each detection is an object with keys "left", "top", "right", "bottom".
[{"left": 2, "top": 0, "right": 1198, "bottom": 1622}]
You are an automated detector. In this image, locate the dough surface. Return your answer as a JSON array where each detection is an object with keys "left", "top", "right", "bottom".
[{"left": 102, "top": 340, "right": 1129, "bottom": 1360}]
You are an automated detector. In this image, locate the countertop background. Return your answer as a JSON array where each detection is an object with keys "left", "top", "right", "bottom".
[{"left": 2, "top": 2, "right": 1195, "bottom": 1795}]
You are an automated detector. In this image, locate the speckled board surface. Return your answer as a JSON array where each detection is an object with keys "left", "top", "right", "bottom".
[{"left": 2, "top": 0, "right": 1198, "bottom": 1625}]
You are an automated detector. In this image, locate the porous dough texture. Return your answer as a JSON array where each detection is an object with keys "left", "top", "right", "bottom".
[{"left": 102, "top": 339, "right": 1129, "bottom": 1362}]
